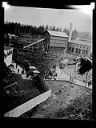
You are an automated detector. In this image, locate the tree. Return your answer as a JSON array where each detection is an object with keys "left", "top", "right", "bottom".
[
  {"left": 63, "top": 28, "right": 70, "bottom": 36},
  {"left": 78, "top": 31, "right": 92, "bottom": 40},
  {"left": 45, "top": 25, "right": 48, "bottom": 30},
  {"left": 71, "top": 29, "right": 78, "bottom": 40},
  {"left": 77, "top": 58, "right": 92, "bottom": 75}
]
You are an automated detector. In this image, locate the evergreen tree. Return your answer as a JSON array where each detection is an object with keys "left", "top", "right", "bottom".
[
  {"left": 71, "top": 29, "right": 78, "bottom": 40},
  {"left": 63, "top": 28, "right": 70, "bottom": 36}
]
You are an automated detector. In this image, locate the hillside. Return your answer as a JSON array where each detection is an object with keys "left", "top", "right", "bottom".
[{"left": 21, "top": 80, "right": 92, "bottom": 120}]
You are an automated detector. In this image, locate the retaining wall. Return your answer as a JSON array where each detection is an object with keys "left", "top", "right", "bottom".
[{"left": 4, "top": 89, "right": 51, "bottom": 117}]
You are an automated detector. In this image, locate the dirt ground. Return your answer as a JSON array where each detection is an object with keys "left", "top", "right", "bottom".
[{"left": 21, "top": 80, "right": 92, "bottom": 118}]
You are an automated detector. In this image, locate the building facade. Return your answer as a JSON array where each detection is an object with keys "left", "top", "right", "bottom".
[
  {"left": 67, "top": 38, "right": 92, "bottom": 58},
  {"left": 47, "top": 30, "right": 69, "bottom": 54},
  {"left": 4, "top": 46, "right": 13, "bottom": 66}
]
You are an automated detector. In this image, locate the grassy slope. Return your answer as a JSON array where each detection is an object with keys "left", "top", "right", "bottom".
[{"left": 21, "top": 80, "right": 92, "bottom": 119}]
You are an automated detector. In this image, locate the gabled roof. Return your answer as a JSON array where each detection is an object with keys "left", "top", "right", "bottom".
[
  {"left": 47, "top": 30, "right": 69, "bottom": 38},
  {"left": 68, "top": 38, "right": 92, "bottom": 47}
]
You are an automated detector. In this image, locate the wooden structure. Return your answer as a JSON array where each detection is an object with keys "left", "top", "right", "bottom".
[
  {"left": 47, "top": 30, "right": 69, "bottom": 53},
  {"left": 4, "top": 46, "right": 13, "bottom": 66},
  {"left": 23, "top": 35, "right": 50, "bottom": 54},
  {"left": 67, "top": 38, "right": 92, "bottom": 57}
]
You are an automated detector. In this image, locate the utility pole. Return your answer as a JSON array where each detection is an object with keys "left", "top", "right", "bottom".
[{"left": 69, "top": 23, "right": 73, "bottom": 40}]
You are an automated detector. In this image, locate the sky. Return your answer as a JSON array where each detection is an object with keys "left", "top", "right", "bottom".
[{"left": 4, "top": 5, "right": 93, "bottom": 35}]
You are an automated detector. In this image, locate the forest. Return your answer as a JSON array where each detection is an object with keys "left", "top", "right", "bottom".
[
  {"left": 4, "top": 21, "right": 92, "bottom": 40},
  {"left": 4, "top": 21, "right": 46, "bottom": 37}
]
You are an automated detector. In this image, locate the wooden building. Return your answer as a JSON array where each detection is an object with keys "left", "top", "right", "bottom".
[
  {"left": 67, "top": 38, "right": 92, "bottom": 57},
  {"left": 4, "top": 46, "right": 13, "bottom": 66},
  {"left": 47, "top": 30, "right": 69, "bottom": 53}
]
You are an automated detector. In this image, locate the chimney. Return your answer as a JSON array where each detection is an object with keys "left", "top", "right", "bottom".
[{"left": 69, "top": 23, "right": 73, "bottom": 40}]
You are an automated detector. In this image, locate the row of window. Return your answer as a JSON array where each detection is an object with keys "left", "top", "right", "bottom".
[
  {"left": 69, "top": 44, "right": 88, "bottom": 49},
  {"left": 82, "top": 49, "right": 88, "bottom": 54},
  {"left": 68, "top": 47, "right": 88, "bottom": 55}
]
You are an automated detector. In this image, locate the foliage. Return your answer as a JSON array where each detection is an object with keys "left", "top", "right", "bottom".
[
  {"left": 71, "top": 29, "right": 78, "bottom": 40},
  {"left": 4, "top": 21, "right": 92, "bottom": 40},
  {"left": 63, "top": 28, "right": 70, "bottom": 36},
  {"left": 78, "top": 31, "right": 92, "bottom": 40},
  {"left": 54, "top": 95, "right": 92, "bottom": 120},
  {"left": 77, "top": 58, "right": 92, "bottom": 75},
  {"left": 4, "top": 21, "right": 46, "bottom": 37}
]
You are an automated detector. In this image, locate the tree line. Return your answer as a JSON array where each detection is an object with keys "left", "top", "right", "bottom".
[
  {"left": 4, "top": 21, "right": 46, "bottom": 37},
  {"left": 4, "top": 21, "right": 92, "bottom": 40}
]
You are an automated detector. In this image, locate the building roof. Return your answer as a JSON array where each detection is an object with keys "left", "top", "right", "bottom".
[
  {"left": 47, "top": 30, "right": 69, "bottom": 38},
  {"left": 4, "top": 46, "right": 13, "bottom": 50},
  {"left": 68, "top": 38, "right": 92, "bottom": 47}
]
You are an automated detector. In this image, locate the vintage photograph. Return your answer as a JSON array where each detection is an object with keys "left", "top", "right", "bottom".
[{"left": 2, "top": 2, "right": 93, "bottom": 120}]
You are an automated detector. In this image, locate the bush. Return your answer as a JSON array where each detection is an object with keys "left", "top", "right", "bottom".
[{"left": 54, "top": 95, "right": 92, "bottom": 120}]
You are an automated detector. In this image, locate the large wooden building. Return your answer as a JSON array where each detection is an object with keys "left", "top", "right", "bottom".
[
  {"left": 67, "top": 38, "right": 92, "bottom": 58},
  {"left": 47, "top": 30, "right": 69, "bottom": 53}
]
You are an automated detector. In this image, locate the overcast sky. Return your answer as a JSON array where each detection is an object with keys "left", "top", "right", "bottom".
[{"left": 4, "top": 6, "right": 92, "bottom": 34}]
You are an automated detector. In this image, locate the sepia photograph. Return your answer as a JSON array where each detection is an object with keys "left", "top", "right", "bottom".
[{"left": 2, "top": 1, "right": 94, "bottom": 120}]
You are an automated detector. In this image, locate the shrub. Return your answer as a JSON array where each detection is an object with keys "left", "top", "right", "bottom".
[{"left": 54, "top": 95, "right": 92, "bottom": 120}]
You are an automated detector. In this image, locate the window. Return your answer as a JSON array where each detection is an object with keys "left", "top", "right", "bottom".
[
  {"left": 75, "top": 48, "right": 78, "bottom": 53},
  {"left": 82, "top": 50, "right": 88, "bottom": 55},
  {"left": 75, "top": 48, "right": 81, "bottom": 54},
  {"left": 78, "top": 49, "right": 81, "bottom": 54},
  {"left": 85, "top": 50, "right": 88, "bottom": 54},
  {"left": 71, "top": 47, "right": 74, "bottom": 52},
  {"left": 68, "top": 47, "right": 71, "bottom": 52}
]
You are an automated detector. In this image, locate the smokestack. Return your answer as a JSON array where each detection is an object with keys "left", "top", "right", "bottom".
[{"left": 69, "top": 23, "right": 73, "bottom": 40}]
